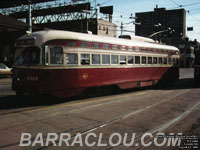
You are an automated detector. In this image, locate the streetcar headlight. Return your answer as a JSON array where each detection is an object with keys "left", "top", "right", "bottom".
[{"left": 17, "top": 77, "right": 20, "bottom": 82}]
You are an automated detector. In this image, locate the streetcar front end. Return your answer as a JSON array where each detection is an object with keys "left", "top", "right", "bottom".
[{"left": 12, "top": 36, "right": 47, "bottom": 96}]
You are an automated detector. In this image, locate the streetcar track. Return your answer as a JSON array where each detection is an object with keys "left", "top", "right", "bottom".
[
  {"left": 0, "top": 89, "right": 176, "bottom": 133},
  {"left": 0, "top": 89, "right": 154, "bottom": 117},
  {"left": 0, "top": 89, "right": 191, "bottom": 149},
  {"left": 38, "top": 89, "right": 190, "bottom": 150},
  {"left": 106, "top": 95, "right": 200, "bottom": 150},
  {"left": 0, "top": 89, "right": 189, "bottom": 149},
  {"left": 0, "top": 89, "right": 187, "bottom": 132},
  {"left": 0, "top": 107, "right": 45, "bottom": 116},
  {"left": 135, "top": 101, "right": 200, "bottom": 150},
  {"left": 0, "top": 90, "right": 155, "bottom": 131}
]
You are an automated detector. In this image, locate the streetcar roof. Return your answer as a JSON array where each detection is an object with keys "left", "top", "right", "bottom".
[{"left": 18, "top": 29, "right": 179, "bottom": 51}]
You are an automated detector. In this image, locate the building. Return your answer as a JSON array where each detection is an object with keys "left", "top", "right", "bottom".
[
  {"left": 97, "top": 19, "right": 117, "bottom": 37},
  {"left": 135, "top": 6, "right": 186, "bottom": 39},
  {"left": 135, "top": 6, "right": 196, "bottom": 68}
]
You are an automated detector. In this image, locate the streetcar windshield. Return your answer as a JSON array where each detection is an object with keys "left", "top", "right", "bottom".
[{"left": 14, "top": 46, "right": 40, "bottom": 66}]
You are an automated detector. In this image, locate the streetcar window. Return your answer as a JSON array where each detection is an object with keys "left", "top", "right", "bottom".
[
  {"left": 148, "top": 57, "right": 152, "bottom": 64},
  {"left": 153, "top": 57, "right": 158, "bottom": 64},
  {"left": 81, "top": 54, "right": 90, "bottom": 65},
  {"left": 120, "top": 46, "right": 126, "bottom": 51},
  {"left": 80, "top": 42, "right": 89, "bottom": 48},
  {"left": 14, "top": 52, "right": 24, "bottom": 66},
  {"left": 172, "top": 58, "right": 176, "bottom": 64},
  {"left": 135, "top": 47, "right": 140, "bottom": 51},
  {"left": 164, "top": 58, "right": 167, "bottom": 64},
  {"left": 128, "top": 47, "right": 132, "bottom": 51},
  {"left": 92, "top": 43, "right": 100, "bottom": 49},
  {"left": 128, "top": 56, "right": 134, "bottom": 64},
  {"left": 120, "top": 55, "right": 126, "bottom": 64},
  {"left": 142, "top": 48, "right": 146, "bottom": 52},
  {"left": 92, "top": 54, "right": 100, "bottom": 65},
  {"left": 14, "top": 46, "right": 40, "bottom": 66},
  {"left": 111, "top": 55, "right": 118, "bottom": 64},
  {"left": 50, "top": 47, "right": 63, "bottom": 65},
  {"left": 102, "top": 55, "right": 110, "bottom": 65},
  {"left": 67, "top": 41, "right": 77, "bottom": 47},
  {"left": 112, "top": 45, "right": 117, "bottom": 50},
  {"left": 102, "top": 44, "right": 109, "bottom": 49},
  {"left": 142, "top": 56, "right": 146, "bottom": 64},
  {"left": 159, "top": 57, "right": 162, "bottom": 64},
  {"left": 135, "top": 56, "right": 140, "bottom": 64},
  {"left": 168, "top": 58, "right": 172, "bottom": 64},
  {"left": 66, "top": 53, "right": 78, "bottom": 65}
]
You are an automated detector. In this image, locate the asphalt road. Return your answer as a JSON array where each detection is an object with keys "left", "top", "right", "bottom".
[{"left": 0, "top": 68, "right": 199, "bottom": 150}]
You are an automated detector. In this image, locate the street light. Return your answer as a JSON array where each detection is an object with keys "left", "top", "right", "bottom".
[{"left": 154, "top": 23, "right": 162, "bottom": 27}]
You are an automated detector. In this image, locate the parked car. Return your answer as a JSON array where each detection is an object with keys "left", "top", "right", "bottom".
[{"left": 0, "top": 63, "right": 12, "bottom": 77}]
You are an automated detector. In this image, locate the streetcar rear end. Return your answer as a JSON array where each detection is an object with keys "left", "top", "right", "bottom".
[{"left": 194, "top": 50, "right": 200, "bottom": 85}]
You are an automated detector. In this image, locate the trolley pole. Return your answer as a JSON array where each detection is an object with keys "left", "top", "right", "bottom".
[{"left": 28, "top": 0, "right": 32, "bottom": 33}]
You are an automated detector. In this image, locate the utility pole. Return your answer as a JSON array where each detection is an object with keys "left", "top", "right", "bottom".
[
  {"left": 120, "top": 22, "right": 123, "bottom": 35},
  {"left": 28, "top": 0, "right": 32, "bottom": 32},
  {"left": 82, "top": 10, "right": 90, "bottom": 33}
]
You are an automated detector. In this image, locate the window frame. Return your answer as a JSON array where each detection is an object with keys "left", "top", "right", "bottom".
[
  {"left": 135, "top": 56, "right": 141, "bottom": 65},
  {"left": 102, "top": 54, "right": 110, "bottom": 65},
  {"left": 128, "top": 56, "right": 134, "bottom": 65},
  {"left": 120, "top": 55, "right": 127, "bottom": 65},
  {"left": 66, "top": 53, "right": 78, "bottom": 65},
  {"left": 102, "top": 44, "right": 109, "bottom": 49},
  {"left": 147, "top": 57, "right": 153, "bottom": 65},
  {"left": 111, "top": 55, "right": 119, "bottom": 65},
  {"left": 91, "top": 43, "right": 100, "bottom": 49},
  {"left": 168, "top": 57, "right": 172, "bottom": 65},
  {"left": 50, "top": 46, "right": 64, "bottom": 65},
  {"left": 80, "top": 53, "right": 90, "bottom": 65},
  {"left": 92, "top": 54, "right": 101, "bottom": 65},
  {"left": 164, "top": 57, "right": 168, "bottom": 65},
  {"left": 153, "top": 57, "right": 158, "bottom": 64},
  {"left": 112, "top": 45, "right": 117, "bottom": 50},
  {"left": 80, "top": 42, "right": 90, "bottom": 48},
  {"left": 141, "top": 56, "right": 147, "bottom": 65},
  {"left": 159, "top": 57, "right": 163, "bottom": 65}
]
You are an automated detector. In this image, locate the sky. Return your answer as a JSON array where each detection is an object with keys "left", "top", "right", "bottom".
[{"left": 94, "top": 0, "right": 200, "bottom": 41}]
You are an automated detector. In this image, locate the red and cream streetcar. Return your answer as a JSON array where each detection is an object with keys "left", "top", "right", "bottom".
[{"left": 12, "top": 30, "right": 180, "bottom": 98}]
